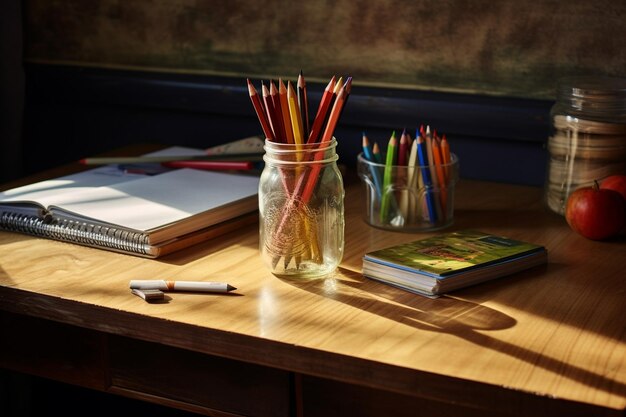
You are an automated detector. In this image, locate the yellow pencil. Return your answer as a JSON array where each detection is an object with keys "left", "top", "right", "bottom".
[{"left": 287, "top": 81, "right": 304, "bottom": 146}]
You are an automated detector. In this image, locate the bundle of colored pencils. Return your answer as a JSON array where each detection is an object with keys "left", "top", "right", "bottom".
[
  {"left": 362, "top": 125, "right": 454, "bottom": 226},
  {"left": 248, "top": 73, "right": 352, "bottom": 202},
  {"left": 247, "top": 73, "right": 352, "bottom": 147},
  {"left": 247, "top": 72, "right": 352, "bottom": 272}
]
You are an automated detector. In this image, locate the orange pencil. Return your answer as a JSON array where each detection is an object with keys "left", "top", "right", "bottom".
[
  {"left": 326, "top": 76, "right": 343, "bottom": 120},
  {"left": 319, "top": 78, "right": 351, "bottom": 144},
  {"left": 278, "top": 79, "right": 294, "bottom": 144},
  {"left": 432, "top": 134, "right": 446, "bottom": 183},
  {"left": 307, "top": 76, "right": 336, "bottom": 143},
  {"left": 247, "top": 79, "right": 274, "bottom": 141},
  {"left": 301, "top": 82, "right": 348, "bottom": 203},
  {"left": 441, "top": 133, "right": 451, "bottom": 179}
]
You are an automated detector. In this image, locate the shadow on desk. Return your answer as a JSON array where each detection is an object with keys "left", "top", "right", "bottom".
[{"left": 280, "top": 267, "right": 626, "bottom": 399}]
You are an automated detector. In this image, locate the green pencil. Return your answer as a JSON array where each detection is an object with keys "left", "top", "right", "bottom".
[{"left": 380, "top": 131, "right": 397, "bottom": 222}]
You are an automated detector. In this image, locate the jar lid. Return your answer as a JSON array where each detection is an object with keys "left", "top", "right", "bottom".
[{"left": 557, "top": 76, "right": 626, "bottom": 121}]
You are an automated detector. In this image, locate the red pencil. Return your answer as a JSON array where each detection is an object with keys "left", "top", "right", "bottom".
[
  {"left": 398, "top": 128, "right": 408, "bottom": 166},
  {"left": 301, "top": 83, "right": 348, "bottom": 203},
  {"left": 270, "top": 80, "right": 286, "bottom": 143},
  {"left": 307, "top": 76, "right": 336, "bottom": 143},
  {"left": 247, "top": 79, "right": 274, "bottom": 141},
  {"left": 162, "top": 160, "right": 255, "bottom": 171},
  {"left": 262, "top": 82, "right": 282, "bottom": 143}
]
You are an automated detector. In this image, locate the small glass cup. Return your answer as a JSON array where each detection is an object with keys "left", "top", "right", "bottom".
[
  {"left": 259, "top": 139, "right": 344, "bottom": 278},
  {"left": 357, "top": 152, "right": 459, "bottom": 232}
]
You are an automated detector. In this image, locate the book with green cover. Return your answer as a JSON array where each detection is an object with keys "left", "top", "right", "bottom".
[{"left": 362, "top": 230, "right": 548, "bottom": 297}]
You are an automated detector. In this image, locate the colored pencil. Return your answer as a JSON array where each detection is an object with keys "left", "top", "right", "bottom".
[
  {"left": 247, "top": 79, "right": 274, "bottom": 141},
  {"left": 300, "top": 82, "right": 348, "bottom": 203},
  {"left": 162, "top": 160, "right": 255, "bottom": 171},
  {"left": 380, "top": 131, "right": 397, "bottom": 222},
  {"left": 287, "top": 81, "right": 305, "bottom": 146},
  {"left": 407, "top": 136, "right": 420, "bottom": 222},
  {"left": 417, "top": 134, "right": 437, "bottom": 223},
  {"left": 398, "top": 128, "right": 409, "bottom": 166},
  {"left": 307, "top": 76, "right": 336, "bottom": 143},
  {"left": 372, "top": 141, "right": 383, "bottom": 163},
  {"left": 278, "top": 79, "right": 294, "bottom": 144},
  {"left": 362, "top": 132, "right": 383, "bottom": 199},
  {"left": 269, "top": 80, "right": 286, "bottom": 143},
  {"left": 398, "top": 129, "right": 410, "bottom": 220},
  {"left": 297, "top": 71, "right": 310, "bottom": 138},
  {"left": 262, "top": 82, "right": 280, "bottom": 142},
  {"left": 425, "top": 127, "right": 443, "bottom": 220},
  {"left": 318, "top": 80, "right": 349, "bottom": 144},
  {"left": 432, "top": 134, "right": 447, "bottom": 211},
  {"left": 441, "top": 134, "right": 451, "bottom": 179}
]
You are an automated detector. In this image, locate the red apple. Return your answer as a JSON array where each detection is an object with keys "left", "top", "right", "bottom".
[
  {"left": 601, "top": 174, "right": 626, "bottom": 234},
  {"left": 601, "top": 174, "right": 626, "bottom": 201},
  {"left": 565, "top": 181, "right": 625, "bottom": 240}
]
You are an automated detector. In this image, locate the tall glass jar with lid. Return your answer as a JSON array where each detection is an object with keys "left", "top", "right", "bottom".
[{"left": 545, "top": 76, "right": 626, "bottom": 214}]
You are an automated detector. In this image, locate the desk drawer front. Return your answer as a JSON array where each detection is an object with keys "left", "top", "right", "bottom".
[{"left": 109, "top": 336, "right": 290, "bottom": 417}]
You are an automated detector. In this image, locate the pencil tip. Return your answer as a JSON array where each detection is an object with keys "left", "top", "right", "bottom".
[
  {"left": 344, "top": 76, "right": 353, "bottom": 93},
  {"left": 227, "top": 284, "right": 237, "bottom": 292}
]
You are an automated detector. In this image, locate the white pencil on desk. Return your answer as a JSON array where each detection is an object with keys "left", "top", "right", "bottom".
[{"left": 130, "top": 280, "right": 237, "bottom": 293}]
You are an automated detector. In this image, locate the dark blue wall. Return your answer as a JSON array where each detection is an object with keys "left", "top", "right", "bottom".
[{"left": 22, "top": 65, "right": 552, "bottom": 186}]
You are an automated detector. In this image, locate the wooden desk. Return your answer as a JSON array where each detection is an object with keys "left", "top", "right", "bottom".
[{"left": 1, "top": 172, "right": 625, "bottom": 416}]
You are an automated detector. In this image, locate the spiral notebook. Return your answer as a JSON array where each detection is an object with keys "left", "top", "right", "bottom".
[{"left": 0, "top": 148, "right": 260, "bottom": 258}]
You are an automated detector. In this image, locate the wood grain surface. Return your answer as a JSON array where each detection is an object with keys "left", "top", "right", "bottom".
[{"left": 1, "top": 172, "right": 625, "bottom": 416}]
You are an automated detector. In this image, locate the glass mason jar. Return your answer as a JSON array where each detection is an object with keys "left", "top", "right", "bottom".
[
  {"left": 259, "top": 138, "right": 344, "bottom": 278},
  {"left": 545, "top": 76, "right": 626, "bottom": 215}
]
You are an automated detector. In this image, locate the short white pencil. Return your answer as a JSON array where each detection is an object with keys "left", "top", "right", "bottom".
[{"left": 129, "top": 280, "right": 236, "bottom": 293}]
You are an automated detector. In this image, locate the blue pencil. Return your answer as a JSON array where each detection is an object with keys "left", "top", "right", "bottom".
[
  {"left": 362, "top": 133, "right": 383, "bottom": 199},
  {"left": 416, "top": 133, "right": 437, "bottom": 223}
]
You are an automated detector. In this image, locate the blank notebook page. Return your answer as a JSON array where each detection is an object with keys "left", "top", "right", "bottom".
[{"left": 50, "top": 168, "right": 259, "bottom": 231}]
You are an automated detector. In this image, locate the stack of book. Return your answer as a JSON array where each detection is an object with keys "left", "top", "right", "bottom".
[{"left": 363, "top": 230, "right": 548, "bottom": 297}]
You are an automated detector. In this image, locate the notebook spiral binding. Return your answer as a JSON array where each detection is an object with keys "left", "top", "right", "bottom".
[{"left": 0, "top": 212, "right": 151, "bottom": 255}]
